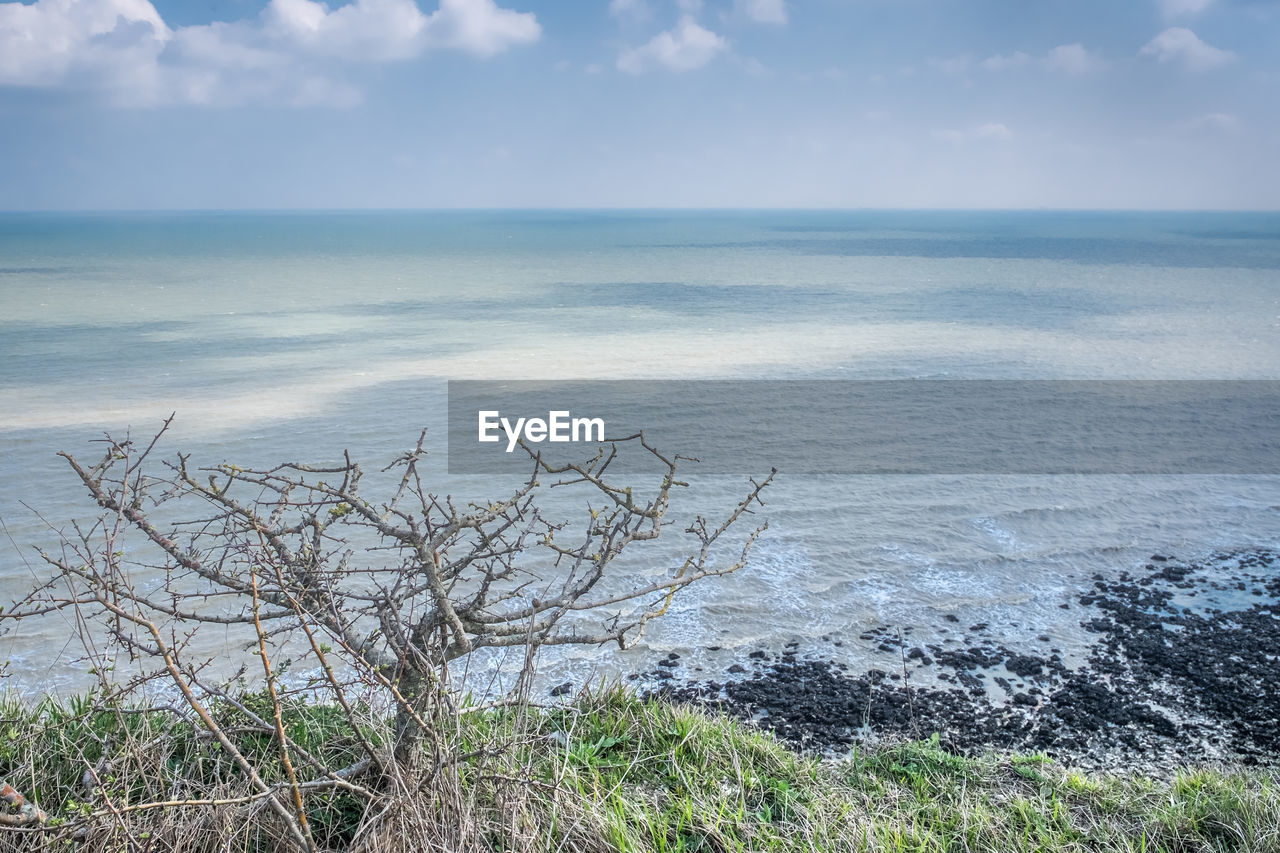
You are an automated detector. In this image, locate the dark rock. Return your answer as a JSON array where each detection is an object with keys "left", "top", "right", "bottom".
[{"left": 647, "top": 548, "right": 1280, "bottom": 770}]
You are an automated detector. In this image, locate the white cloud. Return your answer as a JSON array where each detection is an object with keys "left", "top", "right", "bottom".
[
  {"left": 162, "top": 20, "right": 349, "bottom": 107},
  {"left": 929, "top": 55, "right": 971, "bottom": 75},
  {"left": 980, "top": 51, "right": 1029, "bottom": 71},
  {"left": 736, "top": 0, "right": 786, "bottom": 25},
  {"left": 617, "top": 15, "right": 727, "bottom": 73},
  {"left": 974, "top": 122, "right": 1012, "bottom": 140},
  {"left": 934, "top": 122, "right": 1012, "bottom": 144},
  {"left": 609, "top": 0, "right": 649, "bottom": 19},
  {"left": 1190, "top": 111, "right": 1240, "bottom": 132},
  {"left": 1140, "top": 27, "right": 1235, "bottom": 71},
  {"left": 425, "top": 0, "right": 539, "bottom": 57},
  {"left": 0, "top": 0, "right": 541, "bottom": 105},
  {"left": 979, "top": 44, "right": 1106, "bottom": 76},
  {"left": 0, "top": 0, "right": 169, "bottom": 89},
  {"left": 1043, "top": 42, "right": 1106, "bottom": 74},
  {"left": 263, "top": 0, "right": 429, "bottom": 61},
  {"left": 1159, "top": 0, "right": 1215, "bottom": 19}
]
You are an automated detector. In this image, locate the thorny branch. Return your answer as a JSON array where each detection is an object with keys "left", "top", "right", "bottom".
[{"left": 0, "top": 421, "right": 773, "bottom": 849}]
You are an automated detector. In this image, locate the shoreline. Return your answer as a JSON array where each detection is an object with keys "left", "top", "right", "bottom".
[
  {"left": 646, "top": 548, "right": 1280, "bottom": 774},
  {"left": 3, "top": 550, "right": 1278, "bottom": 846}
]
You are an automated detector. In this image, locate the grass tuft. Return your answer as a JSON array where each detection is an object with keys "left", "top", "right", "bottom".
[{"left": 1, "top": 687, "right": 1277, "bottom": 851}]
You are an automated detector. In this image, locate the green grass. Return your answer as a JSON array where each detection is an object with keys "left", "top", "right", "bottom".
[{"left": 2, "top": 689, "right": 1277, "bottom": 852}]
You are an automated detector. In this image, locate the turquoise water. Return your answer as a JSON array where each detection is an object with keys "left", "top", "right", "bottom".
[{"left": 2, "top": 211, "right": 1279, "bottom": 693}]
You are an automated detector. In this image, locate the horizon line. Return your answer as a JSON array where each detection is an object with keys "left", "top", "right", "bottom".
[{"left": 3, "top": 206, "right": 1279, "bottom": 215}]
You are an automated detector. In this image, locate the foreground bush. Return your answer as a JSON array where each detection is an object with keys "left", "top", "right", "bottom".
[
  {"left": 1, "top": 690, "right": 1278, "bottom": 852},
  {"left": 0, "top": 426, "right": 770, "bottom": 849}
]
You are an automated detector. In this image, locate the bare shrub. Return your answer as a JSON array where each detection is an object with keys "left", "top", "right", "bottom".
[{"left": 0, "top": 420, "right": 772, "bottom": 850}]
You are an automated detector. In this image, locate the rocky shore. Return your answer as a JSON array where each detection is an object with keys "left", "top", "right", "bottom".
[{"left": 644, "top": 549, "right": 1280, "bottom": 773}]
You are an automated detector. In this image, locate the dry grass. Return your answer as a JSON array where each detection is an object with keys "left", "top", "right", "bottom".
[{"left": 2, "top": 688, "right": 1278, "bottom": 852}]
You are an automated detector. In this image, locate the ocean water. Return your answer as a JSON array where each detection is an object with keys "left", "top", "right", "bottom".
[{"left": 1, "top": 210, "right": 1278, "bottom": 695}]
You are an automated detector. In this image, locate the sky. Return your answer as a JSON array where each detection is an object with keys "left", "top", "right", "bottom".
[{"left": 0, "top": 0, "right": 1277, "bottom": 209}]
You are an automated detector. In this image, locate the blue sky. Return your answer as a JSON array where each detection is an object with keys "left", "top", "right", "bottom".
[{"left": 1, "top": 0, "right": 1277, "bottom": 209}]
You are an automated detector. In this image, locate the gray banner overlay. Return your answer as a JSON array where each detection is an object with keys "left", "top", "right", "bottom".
[{"left": 446, "top": 381, "right": 1280, "bottom": 475}]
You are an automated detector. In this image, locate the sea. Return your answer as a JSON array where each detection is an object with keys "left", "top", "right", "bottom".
[{"left": 1, "top": 210, "right": 1278, "bottom": 697}]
